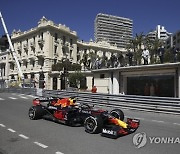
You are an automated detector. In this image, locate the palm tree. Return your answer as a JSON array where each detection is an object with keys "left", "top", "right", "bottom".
[
  {"left": 144, "top": 34, "right": 162, "bottom": 64},
  {"left": 135, "top": 32, "right": 144, "bottom": 65},
  {"left": 127, "top": 33, "right": 144, "bottom": 65}
]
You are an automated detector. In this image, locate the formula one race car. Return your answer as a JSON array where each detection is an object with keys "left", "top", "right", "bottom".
[{"left": 28, "top": 97, "right": 140, "bottom": 139}]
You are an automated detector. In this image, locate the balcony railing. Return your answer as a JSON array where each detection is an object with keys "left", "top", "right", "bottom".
[{"left": 36, "top": 50, "right": 45, "bottom": 57}]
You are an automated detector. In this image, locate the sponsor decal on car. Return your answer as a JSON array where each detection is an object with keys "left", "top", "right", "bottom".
[
  {"left": 81, "top": 110, "right": 91, "bottom": 114},
  {"left": 48, "top": 106, "right": 57, "bottom": 110},
  {"left": 102, "top": 128, "right": 116, "bottom": 135}
]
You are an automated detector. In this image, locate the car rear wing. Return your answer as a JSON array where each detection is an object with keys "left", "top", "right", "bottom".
[{"left": 32, "top": 97, "right": 59, "bottom": 106}]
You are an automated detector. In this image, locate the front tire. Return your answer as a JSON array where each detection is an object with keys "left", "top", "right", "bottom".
[
  {"left": 28, "top": 106, "right": 45, "bottom": 120},
  {"left": 110, "top": 109, "right": 124, "bottom": 121},
  {"left": 84, "top": 116, "right": 103, "bottom": 134}
]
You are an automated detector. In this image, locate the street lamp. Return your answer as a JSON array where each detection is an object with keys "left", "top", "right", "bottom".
[{"left": 63, "top": 53, "right": 68, "bottom": 90}]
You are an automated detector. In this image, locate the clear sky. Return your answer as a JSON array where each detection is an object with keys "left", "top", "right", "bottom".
[{"left": 0, "top": 0, "right": 180, "bottom": 41}]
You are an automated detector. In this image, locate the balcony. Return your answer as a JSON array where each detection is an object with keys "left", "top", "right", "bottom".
[
  {"left": 17, "top": 46, "right": 22, "bottom": 52},
  {"left": 30, "top": 42, "right": 35, "bottom": 49},
  {"left": 36, "top": 50, "right": 45, "bottom": 57},
  {"left": 9, "top": 69, "right": 15, "bottom": 74},
  {"left": 38, "top": 38, "right": 44, "bottom": 46},
  {"left": 23, "top": 44, "right": 28, "bottom": 50},
  {"left": 21, "top": 54, "right": 27, "bottom": 59},
  {"left": 53, "top": 53, "right": 59, "bottom": 58},
  {"left": 8, "top": 56, "right": 14, "bottom": 62}
]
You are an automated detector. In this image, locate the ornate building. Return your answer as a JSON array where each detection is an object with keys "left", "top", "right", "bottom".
[{"left": 7, "top": 17, "right": 124, "bottom": 90}]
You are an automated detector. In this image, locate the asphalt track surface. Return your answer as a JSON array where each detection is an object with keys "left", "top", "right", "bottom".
[{"left": 0, "top": 93, "right": 180, "bottom": 154}]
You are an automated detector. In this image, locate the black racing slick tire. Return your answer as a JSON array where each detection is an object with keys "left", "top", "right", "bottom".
[
  {"left": 28, "top": 106, "right": 45, "bottom": 120},
  {"left": 84, "top": 116, "right": 103, "bottom": 134},
  {"left": 110, "top": 109, "right": 124, "bottom": 121}
]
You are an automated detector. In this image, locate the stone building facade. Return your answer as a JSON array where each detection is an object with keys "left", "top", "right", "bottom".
[{"left": 6, "top": 17, "right": 124, "bottom": 90}]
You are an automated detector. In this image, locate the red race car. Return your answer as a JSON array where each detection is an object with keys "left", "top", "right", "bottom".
[{"left": 28, "top": 97, "right": 140, "bottom": 139}]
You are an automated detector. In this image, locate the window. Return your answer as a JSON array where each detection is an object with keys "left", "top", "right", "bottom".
[
  {"left": 24, "top": 74, "right": 28, "bottom": 79},
  {"left": 55, "top": 33, "right": 58, "bottom": 41},
  {"left": 77, "top": 55, "right": 80, "bottom": 61},
  {"left": 54, "top": 45, "right": 57, "bottom": 54},
  {"left": 100, "top": 74, "right": 105, "bottom": 78},
  {"left": 62, "top": 47, "right": 66, "bottom": 55},
  {"left": 30, "top": 60, "right": 35, "bottom": 67},
  {"left": 70, "top": 39, "right": 73, "bottom": 46},
  {"left": 24, "top": 61, "right": 28, "bottom": 68},
  {"left": 63, "top": 36, "right": 66, "bottom": 45},
  {"left": 41, "top": 32, "right": 43, "bottom": 39},
  {"left": 70, "top": 50, "right": 72, "bottom": 58},
  {"left": 127, "top": 75, "right": 174, "bottom": 97},
  {"left": 38, "top": 57, "right": 44, "bottom": 66},
  {"left": 3, "top": 66, "right": 5, "bottom": 76},
  {"left": 31, "top": 73, "right": 35, "bottom": 79},
  {"left": 77, "top": 47, "right": 79, "bottom": 54},
  {"left": 54, "top": 59, "right": 57, "bottom": 64},
  {"left": 19, "top": 61, "right": 21, "bottom": 67}
]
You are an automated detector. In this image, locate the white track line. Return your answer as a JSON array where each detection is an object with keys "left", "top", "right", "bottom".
[
  {"left": 19, "top": 134, "right": 29, "bottom": 139},
  {"left": 7, "top": 128, "right": 16, "bottom": 133},
  {"left": 0, "top": 124, "right": 6, "bottom": 127},
  {"left": 133, "top": 117, "right": 144, "bottom": 120},
  {"left": 9, "top": 97, "right": 17, "bottom": 100},
  {"left": 152, "top": 120, "right": 165, "bottom": 123},
  {"left": 28, "top": 95, "right": 36, "bottom": 98},
  {"left": 173, "top": 123, "right": 180, "bottom": 126},
  {"left": 34, "top": 142, "right": 48, "bottom": 148},
  {"left": 56, "top": 152, "right": 64, "bottom": 154},
  {"left": 19, "top": 96, "right": 28, "bottom": 99},
  {"left": 0, "top": 98, "right": 4, "bottom": 100}
]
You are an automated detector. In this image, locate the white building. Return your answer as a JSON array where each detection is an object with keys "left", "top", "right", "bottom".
[
  {"left": 6, "top": 16, "right": 125, "bottom": 90},
  {"left": 92, "top": 62, "right": 180, "bottom": 98},
  {"left": 0, "top": 49, "right": 9, "bottom": 88},
  {"left": 147, "top": 25, "right": 172, "bottom": 41},
  {"left": 166, "top": 30, "right": 180, "bottom": 49},
  {"left": 94, "top": 13, "right": 133, "bottom": 48}
]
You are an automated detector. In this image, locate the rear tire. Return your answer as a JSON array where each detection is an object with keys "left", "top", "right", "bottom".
[
  {"left": 84, "top": 116, "right": 103, "bottom": 134},
  {"left": 28, "top": 106, "right": 45, "bottom": 120},
  {"left": 110, "top": 109, "right": 124, "bottom": 121}
]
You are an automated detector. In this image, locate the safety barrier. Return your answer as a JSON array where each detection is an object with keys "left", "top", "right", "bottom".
[
  {"left": 43, "top": 89, "right": 180, "bottom": 115},
  {"left": 1, "top": 88, "right": 180, "bottom": 115}
]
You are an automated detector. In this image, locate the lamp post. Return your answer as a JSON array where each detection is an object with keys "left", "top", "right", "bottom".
[
  {"left": 63, "top": 53, "right": 68, "bottom": 90},
  {"left": 39, "top": 66, "right": 45, "bottom": 89}
]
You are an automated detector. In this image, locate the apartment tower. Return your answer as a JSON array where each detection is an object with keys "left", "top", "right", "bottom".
[{"left": 94, "top": 13, "right": 133, "bottom": 48}]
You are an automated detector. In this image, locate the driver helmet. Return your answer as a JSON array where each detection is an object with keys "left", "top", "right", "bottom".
[{"left": 69, "top": 97, "right": 76, "bottom": 105}]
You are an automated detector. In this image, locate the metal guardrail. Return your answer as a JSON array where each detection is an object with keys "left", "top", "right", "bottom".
[
  {"left": 43, "top": 89, "right": 180, "bottom": 115},
  {"left": 1, "top": 88, "right": 180, "bottom": 115}
]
